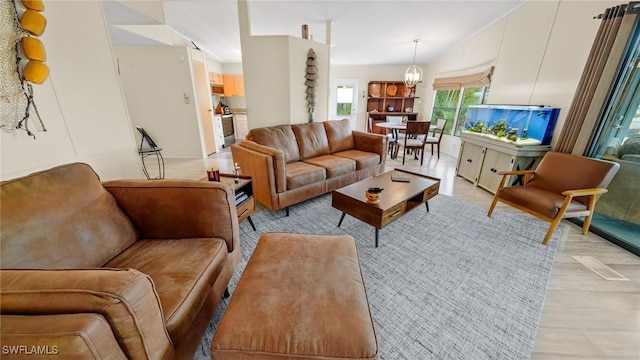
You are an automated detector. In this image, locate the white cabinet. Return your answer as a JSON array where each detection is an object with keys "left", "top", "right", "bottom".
[
  {"left": 457, "top": 141, "right": 484, "bottom": 183},
  {"left": 456, "top": 133, "right": 550, "bottom": 194},
  {"left": 234, "top": 114, "right": 249, "bottom": 141},
  {"left": 477, "top": 149, "right": 516, "bottom": 193},
  {"left": 213, "top": 115, "right": 225, "bottom": 151}
]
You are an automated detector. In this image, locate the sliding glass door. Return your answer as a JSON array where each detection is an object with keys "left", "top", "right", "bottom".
[{"left": 585, "top": 22, "right": 640, "bottom": 255}]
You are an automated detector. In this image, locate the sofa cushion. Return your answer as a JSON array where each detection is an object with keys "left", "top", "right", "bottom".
[
  {"left": 291, "top": 123, "right": 330, "bottom": 159},
  {"left": 104, "top": 238, "right": 228, "bottom": 344},
  {"left": 0, "top": 163, "right": 138, "bottom": 269},
  {"left": 1, "top": 314, "right": 128, "bottom": 360},
  {"left": 304, "top": 155, "right": 356, "bottom": 178},
  {"left": 286, "top": 161, "right": 326, "bottom": 190},
  {"left": 324, "top": 119, "right": 355, "bottom": 153},
  {"left": 247, "top": 125, "right": 301, "bottom": 163},
  {"left": 333, "top": 150, "right": 381, "bottom": 170}
]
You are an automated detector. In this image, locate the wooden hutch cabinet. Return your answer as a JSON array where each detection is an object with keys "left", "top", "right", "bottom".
[{"left": 366, "top": 81, "right": 419, "bottom": 134}]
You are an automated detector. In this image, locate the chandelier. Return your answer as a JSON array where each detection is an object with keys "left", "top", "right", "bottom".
[{"left": 404, "top": 39, "right": 422, "bottom": 88}]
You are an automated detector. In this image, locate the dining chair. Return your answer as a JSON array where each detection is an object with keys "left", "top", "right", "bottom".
[
  {"left": 385, "top": 115, "right": 406, "bottom": 155},
  {"left": 425, "top": 118, "right": 447, "bottom": 159},
  {"left": 393, "top": 121, "right": 432, "bottom": 165},
  {"left": 487, "top": 152, "right": 620, "bottom": 245}
]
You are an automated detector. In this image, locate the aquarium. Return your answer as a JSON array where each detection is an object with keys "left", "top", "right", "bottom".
[{"left": 463, "top": 105, "right": 560, "bottom": 146}]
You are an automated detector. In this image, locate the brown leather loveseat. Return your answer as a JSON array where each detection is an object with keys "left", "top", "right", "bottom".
[
  {"left": 0, "top": 163, "right": 241, "bottom": 360},
  {"left": 230, "top": 119, "right": 388, "bottom": 213}
]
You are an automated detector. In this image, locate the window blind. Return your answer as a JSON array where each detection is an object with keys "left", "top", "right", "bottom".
[{"left": 432, "top": 66, "right": 494, "bottom": 90}]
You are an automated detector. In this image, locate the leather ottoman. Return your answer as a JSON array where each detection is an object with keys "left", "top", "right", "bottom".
[{"left": 211, "top": 233, "right": 378, "bottom": 360}]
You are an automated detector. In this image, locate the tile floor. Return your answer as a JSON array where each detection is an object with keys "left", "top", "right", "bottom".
[{"left": 161, "top": 146, "right": 640, "bottom": 359}]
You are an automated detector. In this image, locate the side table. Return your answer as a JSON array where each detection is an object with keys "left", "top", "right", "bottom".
[{"left": 218, "top": 174, "right": 257, "bottom": 231}]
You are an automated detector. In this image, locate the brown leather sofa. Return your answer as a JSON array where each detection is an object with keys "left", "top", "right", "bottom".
[
  {"left": 0, "top": 163, "right": 241, "bottom": 360},
  {"left": 230, "top": 119, "right": 388, "bottom": 213}
]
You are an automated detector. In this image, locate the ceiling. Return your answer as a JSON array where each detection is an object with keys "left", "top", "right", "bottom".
[{"left": 105, "top": 0, "right": 528, "bottom": 66}]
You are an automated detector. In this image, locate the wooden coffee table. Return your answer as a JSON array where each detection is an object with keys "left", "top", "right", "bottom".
[{"left": 331, "top": 168, "right": 440, "bottom": 247}]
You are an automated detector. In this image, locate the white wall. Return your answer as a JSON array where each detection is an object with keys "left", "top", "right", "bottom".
[
  {"left": 1, "top": 1, "right": 141, "bottom": 181},
  {"left": 241, "top": 35, "right": 291, "bottom": 128},
  {"left": 420, "top": 0, "right": 619, "bottom": 156},
  {"left": 114, "top": 46, "right": 205, "bottom": 158},
  {"left": 238, "top": 0, "right": 329, "bottom": 129},
  {"left": 288, "top": 36, "right": 330, "bottom": 125},
  {"left": 330, "top": 0, "right": 619, "bottom": 157}
]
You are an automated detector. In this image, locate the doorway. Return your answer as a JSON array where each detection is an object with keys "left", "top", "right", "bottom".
[
  {"left": 330, "top": 79, "right": 359, "bottom": 130},
  {"left": 192, "top": 60, "right": 216, "bottom": 156}
]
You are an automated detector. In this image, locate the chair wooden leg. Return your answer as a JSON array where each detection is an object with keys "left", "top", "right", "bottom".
[
  {"left": 487, "top": 195, "right": 500, "bottom": 217},
  {"left": 582, "top": 195, "right": 598, "bottom": 235},
  {"left": 431, "top": 144, "right": 434, "bottom": 156},
  {"left": 436, "top": 144, "right": 440, "bottom": 159},
  {"left": 582, "top": 213, "right": 594, "bottom": 235},
  {"left": 542, "top": 217, "right": 563, "bottom": 245},
  {"left": 420, "top": 149, "right": 424, "bottom": 166}
]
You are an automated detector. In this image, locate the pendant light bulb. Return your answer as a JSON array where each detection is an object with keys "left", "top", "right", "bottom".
[{"left": 404, "top": 39, "right": 422, "bottom": 88}]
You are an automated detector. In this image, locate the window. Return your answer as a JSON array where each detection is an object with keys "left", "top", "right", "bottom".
[
  {"left": 455, "top": 86, "right": 490, "bottom": 136},
  {"left": 431, "top": 85, "right": 488, "bottom": 135},
  {"left": 431, "top": 67, "right": 493, "bottom": 136},
  {"left": 336, "top": 85, "right": 354, "bottom": 116},
  {"left": 431, "top": 90, "right": 460, "bottom": 135}
]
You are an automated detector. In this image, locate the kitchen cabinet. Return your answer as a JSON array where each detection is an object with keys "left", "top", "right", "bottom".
[
  {"left": 456, "top": 133, "right": 550, "bottom": 194},
  {"left": 209, "top": 72, "right": 223, "bottom": 85},
  {"left": 223, "top": 74, "right": 245, "bottom": 97},
  {"left": 366, "top": 81, "right": 418, "bottom": 134},
  {"left": 234, "top": 114, "right": 248, "bottom": 140}
]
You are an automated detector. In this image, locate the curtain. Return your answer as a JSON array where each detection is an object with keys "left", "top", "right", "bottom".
[
  {"left": 432, "top": 67, "right": 494, "bottom": 91},
  {"left": 555, "top": 3, "right": 638, "bottom": 154}
]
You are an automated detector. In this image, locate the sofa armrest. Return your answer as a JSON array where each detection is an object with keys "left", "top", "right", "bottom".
[
  {"left": 352, "top": 131, "right": 388, "bottom": 163},
  {"left": 1, "top": 314, "right": 128, "bottom": 359},
  {"left": 231, "top": 141, "right": 287, "bottom": 211},
  {"left": 103, "top": 179, "right": 239, "bottom": 253},
  {"left": 0, "top": 268, "right": 173, "bottom": 360}
]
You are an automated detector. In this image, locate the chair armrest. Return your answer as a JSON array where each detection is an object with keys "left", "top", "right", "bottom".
[
  {"left": 496, "top": 169, "right": 536, "bottom": 176},
  {"left": 562, "top": 188, "right": 609, "bottom": 197},
  {"left": 0, "top": 268, "right": 173, "bottom": 360},
  {"left": 496, "top": 170, "right": 536, "bottom": 189},
  {"left": 1, "top": 314, "right": 128, "bottom": 359},
  {"left": 353, "top": 131, "right": 388, "bottom": 163},
  {"left": 103, "top": 179, "right": 239, "bottom": 253}
]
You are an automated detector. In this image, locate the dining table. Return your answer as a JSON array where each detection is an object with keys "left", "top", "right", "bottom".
[
  {"left": 375, "top": 121, "right": 436, "bottom": 160},
  {"left": 375, "top": 121, "right": 436, "bottom": 140}
]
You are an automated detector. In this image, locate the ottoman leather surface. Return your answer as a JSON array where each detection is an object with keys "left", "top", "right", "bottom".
[{"left": 211, "top": 233, "right": 378, "bottom": 360}]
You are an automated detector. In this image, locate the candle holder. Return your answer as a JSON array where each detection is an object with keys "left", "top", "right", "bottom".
[{"left": 206, "top": 168, "right": 220, "bottom": 182}]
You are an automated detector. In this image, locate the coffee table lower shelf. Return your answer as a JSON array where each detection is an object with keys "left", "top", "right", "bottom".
[{"left": 331, "top": 168, "right": 440, "bottom": 247}]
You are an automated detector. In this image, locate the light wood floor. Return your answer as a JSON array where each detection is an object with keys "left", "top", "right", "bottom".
[{"left": 162, "top": 147, "right": 640, "bottom": 359}]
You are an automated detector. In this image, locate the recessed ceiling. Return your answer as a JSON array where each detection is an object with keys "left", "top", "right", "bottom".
[{"left": 106, "top": 0, "right": 528, "bottom": 66}]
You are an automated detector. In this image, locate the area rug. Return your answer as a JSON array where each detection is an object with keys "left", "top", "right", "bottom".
[{"left": 193, "top": 193, "right": 560, "bottom": 360}]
